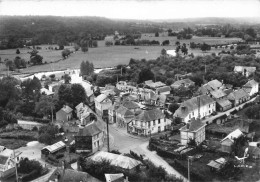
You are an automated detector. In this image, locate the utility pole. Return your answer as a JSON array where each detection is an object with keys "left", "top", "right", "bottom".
[
  {"left": 13, "top": 149, "right": 19, "bottom": 182},
  {"left": 188, "top": 157, "right": 190, "bottom": 182},
  {"left": 106, "top": 118, "right": 110, "bottom": 152},
  {"left": 51, "top": 105, "right": 53, "bottom": 123}
]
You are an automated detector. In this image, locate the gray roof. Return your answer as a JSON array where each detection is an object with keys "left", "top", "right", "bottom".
[
  {"left": 95, "top": 94, "right": 109, "bottom": 103},
  {"left": 174, "top": 95, "right": 215, "bottom": 118},
  {"left": 210, "top": 89, "right": 226, "bottom": 99},
  {"left": 77, "top": 122, "right": 103, "bottom": 137},
  {"left": 135, "top": 109, "right": 165, "bottom": 122},
  {"left": 216, "top": 99, "right": 232, "bottom": 108},
  {"left": 60, "top": 105, "right": 73, "bottom": 114},
  {"left": 227, "top": 89, "right": 249, "bottom": 100}
]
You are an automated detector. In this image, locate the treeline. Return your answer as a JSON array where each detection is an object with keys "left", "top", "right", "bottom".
[
  {"left": 0, "top": 16, "right": 160, "bottom": 49},
  {"left": 114, "top": 39, "right": 160, "bottom": 46}
]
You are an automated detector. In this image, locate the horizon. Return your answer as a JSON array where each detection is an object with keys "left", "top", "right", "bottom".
[{"left": 0, "top": 0, "right": 260, "bottom": 20}]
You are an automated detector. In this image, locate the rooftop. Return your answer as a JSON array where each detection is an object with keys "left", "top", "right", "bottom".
[
  {"left": 180, "top": 118, "right": 206, "bottom": 132},
  {"left": 77, "top": 121, "right": 103, "bottom": 137},
  {"left": 60, "top": 105, "right": 73, "bottom": 114},
  {"left": 135, "top": 109, "right": 165, "bottom": 122},
  {"left": 42, "top": 141, "right": 66, "bottom": 154}
]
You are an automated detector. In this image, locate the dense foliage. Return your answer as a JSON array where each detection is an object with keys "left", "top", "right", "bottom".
[{"left": 38, "top": 124, "right": 59, "bottom": 145}]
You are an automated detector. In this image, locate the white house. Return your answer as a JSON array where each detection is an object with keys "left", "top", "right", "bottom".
[
  {"left": 220, "top": 129, "right": 243, "bottom": 153},
  {"left": 127, "top": 109, "right": 171, "bottom": 136},
  {"left": 94, "top": 94, "right": 112, "bottom": 118},
  {"left": 116, "top": 81, "right": 128, "bottom": 91},
  {"left": 156, "top": 86, "right": 171, "bottom": 95},
  {"left": 234, "top": 66, "right": 256, "bottom": 77},
  {"left": 0, "top": 147, "right": 21, "bottom": 179},
  {"left": 242, "top": 79, "right": 259, "bottom": 97},
  {"left": 174, "top": 95, "right": 216, "bottom": 123},
  {"left": 180, "top": 119, "right": 206, "bottom": 145}
]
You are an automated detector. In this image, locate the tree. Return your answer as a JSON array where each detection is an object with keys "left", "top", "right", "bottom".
[
  {"left": 5, "top": 59, "right": 15, "bottom": 71},
  {"left": 0, "top": 76, "right": 21, "bottom": 108},
  {"left": 61, "top": 49, "right": 71, "bottom": 59},
  {"left": 71, "top": 84, "right": 87, "bottom": 107},
  {"left": 29, "top": 49, "right": 43, "bottom": 65},
  {"left": 200, "top": 43, "right": 211, "bottom": 52},
  {"left": 58, "top": 84, "right": 73, "bottom": 106},
  {"left": 138, "top": 68, "right": 154, "bottom": 83},
  {"left": 74, "top": 44, "right": 80, "bottom": 51},
  {"left": 21, "top": 76, "right": 41, "bottom": 102},
  {"left": 92, "top": 40, "right": 98, "bottom": 47},
  {"left": 38, "top": 124, "right": 59, "bottom": 145},
  {"left": 161, "top": 48, "right": 167, "bottom": 56},
  {"left": 80, "top": 39, "right": 89, "bottom": 53},
  {"left": 105, "top": 41, "right": 113, "bottom": 46},
  {"left": 35, "top": 95, "right": 55, "bottom": 118},
  {"left": 155, "top": 32, "right": 159, "bottom": 37},
  {"left": 181, "top": 43, "right": 188, "bottom": 55},
  {"left": 80, "top": 60, "right": 94, "bottom": 76},
  {"left": 63, "top": 74, "right": 71, "bottom": 84},
  {"left": 14, "top": 56, "right": 26, "bottom": 69},
  {"left": 16, "top": 49, "right": 20, "bottom": 54},
  {"left": 168, "top": 103, "right": 179, "bottom": 113},
  {"left": 162, "top": 40, "right": 170, "bottom": 46}
]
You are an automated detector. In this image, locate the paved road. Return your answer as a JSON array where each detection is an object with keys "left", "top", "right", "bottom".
[{"left": 132, "top": 142, "right": 188, "bottom": 182}]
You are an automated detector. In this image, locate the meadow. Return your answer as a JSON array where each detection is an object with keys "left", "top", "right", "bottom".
[{"left": 0, "top": 35, "right": 243, "bottom": 75}]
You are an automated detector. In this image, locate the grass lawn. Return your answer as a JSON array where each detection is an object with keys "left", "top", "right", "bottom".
[
  {"left": 0, "top": 36, "right": 242, "bottom": 75},
  {"left": 0, "top": 138, "right": 28, "bottom": 149}
]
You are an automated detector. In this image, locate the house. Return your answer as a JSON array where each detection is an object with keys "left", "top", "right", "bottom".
[
  {"left": 171, "top": 79, "right": 195, "bottom": 89},
  {"left": 166, "top": 50, "right": 177, "bottom": 57},
  {"left": 173, "top": 95, "right": 216, "bottom": 123},
  {"left": 207, "top": 157, "right": 227, "bottom": 172},
  {"left": 227, "top": 89, "right": 250, "bottom": 107},
  {"left": 179, "top": 118, "right": 206, "bottom": 145},
  {"left": 220, "top": 129, "right": 243, "bottom": 153},
  {"left": 48, "top": 168, "right": 101, "bottom": 182},
  {"left": 248, "top": 146, "right": 260, "bottom": 159},
  {"left": 41, "top": 141, "right": 66, "bottom": 159},
  {"left": 91, "top": 151, "right": 141, "bottom": 172},
  {"left": 56, "top": 105, "right": 73, "bottom": 122},
  {"left": 198, "top": 79, "right": 223, "bottom": 95},
  {"left": 138, "top": 88, "right": 156, "bottom": 101},
  {"left": 108, "top": 102, "right": 121, "bottom": 124},
  {"left": 210, "top": 90, "right": 227, "bottom": 100},
  {"left": 0, "top": 147, "right": 21, "bottom": 179},
  {"left": 145, "top": 81, "right": 166, "bottom": 89},
  {"left": 40, "top": 88, "right": 54, "bottom": 96},
  {"left": 151, "top": 94, "right": 167, "bottom": 107},
  {"left": 120, "top": 100, "right": 140, "bottom": 113},
  {"left": 94, "top": 94, "right": 112, "bottom": 119},
  {"left": 156, "top": 86, "right": 171, "bottom": 95},
  {"left": 105, "top": 173, "right": 125, "bottom": 182},
  {"left": 216, "top": 99, "right": 232, "bottom": 111},
  {"left": 75, "top": 102, "right": 92, "bottom": 119},
  {"left": 81, "top": 81, "right": 95, "bottom": 105},
  {"left": 75, "top": 120, "right": 105, "bottom": 153},
  {"left": 234, "top": 66, "right": 256, "bottom": 77},
  {"left": 116, "top": 106, "right": 135, "bottom": 128},
  {"left": 116, "top": 81, "right": 128, "bottom": 91},
  {"left": 242, "top": 79, "right": 259, "bottom": 97},
  {"left": 127, "top": 109, "right": 171, "bottom": 136}
]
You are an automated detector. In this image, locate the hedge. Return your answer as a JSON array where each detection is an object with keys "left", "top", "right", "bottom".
[{"left": 21, "top": 169, "right": 40, "bottom": 182}]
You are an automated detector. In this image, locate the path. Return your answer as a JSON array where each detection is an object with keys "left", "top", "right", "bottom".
[{"left": 131, "top": 142, "right": 188, "bottom": 182}]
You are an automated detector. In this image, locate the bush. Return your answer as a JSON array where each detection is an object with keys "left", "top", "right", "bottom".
[{"left": 18, "top": 158, "right": 43, "bottom": 181}]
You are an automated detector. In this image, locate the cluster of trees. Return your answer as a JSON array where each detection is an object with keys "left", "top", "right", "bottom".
[
  {"left": 175, "top": 42, "right": 188, "bottom": 55},
  {"left": 38, "top": 124, "right": 59, "bottom": 145},
  {"left": 0, "top": 16, "right": 160, "bottom": 49},
  {"left": 61, "top": 49, "right": 72, "bottom": 59},
  {"left": 4, "top": 56, "right": 27, "bottom": 71},
  {"left": 176, "top": 28, "right": 193, "bottom": 40},
  {"left": 29, "top": 49, "right": 43, "bottom": 65},
  {"left": 114, "top": 39, "right": 161, "bottom": 46},
  {"left": 18, "top": 157, "right": 43, "bottom": 182},
  {"left": 80, "top": 60, "right": 94, "bottom": 78},
  {"left": 194, "top": 24, "right": 258, "bottom": 41},
  {"left": 244, "top": 104, "right": 260, "bottom": 119}
]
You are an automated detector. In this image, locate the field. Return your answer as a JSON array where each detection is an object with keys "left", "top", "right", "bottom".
[{"left": 0, "top": 36, "right": 243, "bottom": 75}]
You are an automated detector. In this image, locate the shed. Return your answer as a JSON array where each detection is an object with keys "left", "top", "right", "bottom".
[{"left": 41, "top": 141, "right": 66, "bottom": 157}]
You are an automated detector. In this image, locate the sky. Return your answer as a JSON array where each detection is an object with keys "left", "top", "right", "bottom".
[{"left": 0, "top": 0, "right": 260, "bottom": 20}]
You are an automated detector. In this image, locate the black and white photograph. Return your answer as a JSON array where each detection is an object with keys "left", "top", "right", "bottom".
[{"left": 0, "top": 0, "right": 260, "bottom": 181}]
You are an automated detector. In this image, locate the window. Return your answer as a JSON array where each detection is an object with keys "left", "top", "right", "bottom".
[
  {"left": 150, "top": 121, "right": 152, "bottom": 126},
  {"left": 192, "top": 112, "right": 194, "bottom": 116},
  {"left": 189, "top": 114, "right": 191, "bottom": 119},
  {"left": 153, "top": 120, "right": 155, "bottom": 125},
  {"left": 209, "top": 104, "right": 210, "bottom": 108},
  {"left": 158, "top": 119, "right": 160, "bottom": 124}
]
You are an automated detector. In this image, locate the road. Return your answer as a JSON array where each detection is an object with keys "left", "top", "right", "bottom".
[
  {"left": 202, "top": 96, "right": 257, "bottom": 124},
  {"left": 106, "top": 125, "right": 188, "bottom": 181},
  {"left": 132, "top": 142, "right": 188, "bottom": 182}
]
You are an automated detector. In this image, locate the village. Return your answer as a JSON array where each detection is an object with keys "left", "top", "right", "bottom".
[{"left": 1, "top": 61, "right": 260, "bottom": 181}]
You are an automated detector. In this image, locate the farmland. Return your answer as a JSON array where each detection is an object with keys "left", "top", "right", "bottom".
[{"left": 0, "top": 36, "right": 243, "bottom": 75}]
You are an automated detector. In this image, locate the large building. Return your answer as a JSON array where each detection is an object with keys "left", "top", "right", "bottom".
[
  {"left": 174, "top": 95, "right": 216, "bottom": 123},
  {"left": 75, "top": 120, "right": 105, "bottom": 153},
  {"left": 227, "top": 89, "right": 250, "bottom": 107},
  {"left": 94, "top": 94, "right": 112, "bottom": 119},
  {"left": 127, "top": 109, "right": 171, "bottom": 136}
]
